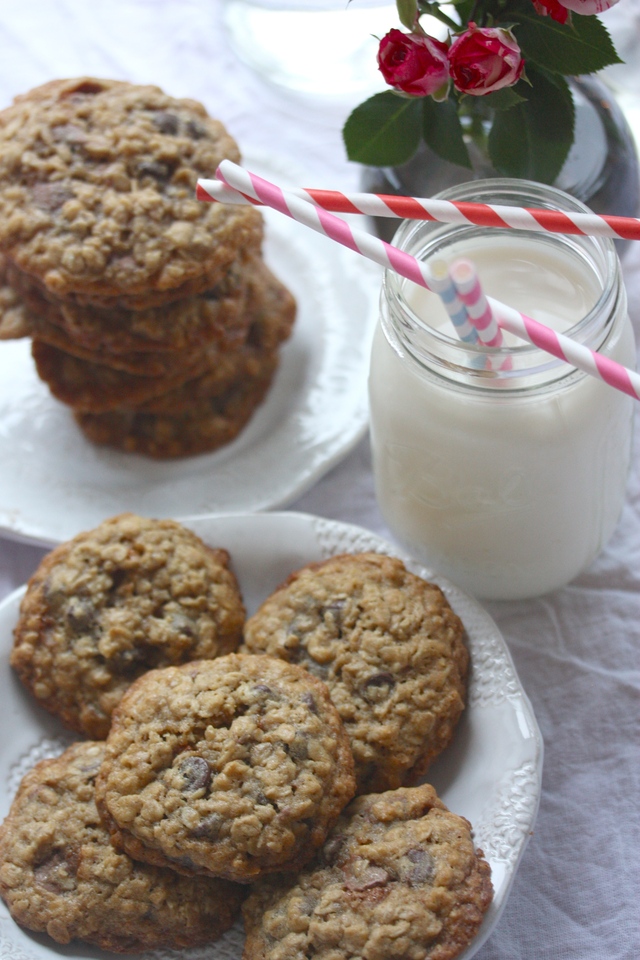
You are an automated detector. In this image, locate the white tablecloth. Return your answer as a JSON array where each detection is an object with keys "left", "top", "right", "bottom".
[{"left": 0, "top": 3, "right": 638, "bottom": 958}]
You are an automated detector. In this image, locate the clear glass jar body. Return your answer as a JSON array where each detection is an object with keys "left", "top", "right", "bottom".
[{"left": 369, "top": 180, "right": 636, "bottom": 600}]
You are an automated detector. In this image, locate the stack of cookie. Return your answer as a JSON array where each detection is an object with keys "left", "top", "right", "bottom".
[
  {"left": 0, "top": 77, "right": 295, "bottom": 457},
  {"left": 1, "top": 514, "right": 494, "bottom": 958}
]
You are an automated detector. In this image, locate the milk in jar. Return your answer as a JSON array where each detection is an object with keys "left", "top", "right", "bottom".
[{"left": 368, "top": 180, "right": 636, "bottom": 600}]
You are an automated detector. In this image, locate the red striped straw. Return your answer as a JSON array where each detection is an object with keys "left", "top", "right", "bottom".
[
  {"left": 196, "top": 177, "right": 640, "bottom": 242},
  {"left": 449, "top": 258, "right": 512, "bottom": 372},
  {"left": 212, "top": 161, "right": 640, "bottom": 401}
]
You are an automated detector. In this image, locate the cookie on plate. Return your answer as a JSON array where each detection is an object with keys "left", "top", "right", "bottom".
[
  {"left": 73, "top": 356, "right": 279, "bottom": 457},
  {"left": 11, "top": 513, "right": 245, "bottom": 738},
  {"left": 29, "top": 258, "right": 296, "bottom": 413},
  {"left": 0, "top": 77, "right": 264, "bottom": 306},
  {"left": 30, "top": 337, "right": 214, "bottom": 411},
  {"left": 242, "top": 783, "right": 493, "bottom": 960},
  {"left": 95, "top": 653, "right": 356, "bottom": 882},
  {"left": 0, "top": 740, "right": 245, "bottom": 953},
  {"left": 243, "top": 552, "right": 468, "bottom": 793},
  {"left": 1, "top": 251, "right": 252, "bottom": 356}
]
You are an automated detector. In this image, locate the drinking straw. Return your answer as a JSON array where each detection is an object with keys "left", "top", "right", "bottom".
[
  {"left": 427, "top": 259, "right": 478, "bottom": 344},
  {"left": 196, "top": 177, "right": 640, "bottom": 242},
  {"left": 212, "top": 161, "right": 640, "bottom": 401},
  {"left": 449, "top": 258, "right": 501, "bottom": 347},
  {"left": 449, "top": 258, "right": 512, "bottom": 371}
]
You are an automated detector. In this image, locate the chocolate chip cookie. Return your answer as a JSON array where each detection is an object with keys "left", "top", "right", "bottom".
[
  {"left": 0, "top": 77, "right": 264, "bottom": 306},
  {"left": 242, "top": 784, "right": 493, "bottom": 960},
  {"left": 0, "top": 740, "right": 244, "bottom": 952},
  {"left": 29, "top": 258, "right": 295, "bottom": 412},
  {"left": 73, "top": 356, "right": 279, "bottom": 457},
  {"left": 30, "top": 337, "right": 215, "bottom": 411},
  {"left": 2, "top": 251, "right": 252, "bottom": 359},
  {"left": 95, "top": 653, "right": 356, "bottom": 882},
  {"left": 243, "top": 553, "right": 468, "bottom": 793},
  {"left": 11, "top": 513, "right": 245, "bottom": 738}
]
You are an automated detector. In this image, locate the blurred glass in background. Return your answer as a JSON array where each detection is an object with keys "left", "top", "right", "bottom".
[{"left": 221, "top": 0, "right": 400, "bottom": 99}]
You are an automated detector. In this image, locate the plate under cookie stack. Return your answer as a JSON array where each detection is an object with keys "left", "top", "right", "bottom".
[{"left": 0, "top": 77, "right": 295, "bottom": 458}]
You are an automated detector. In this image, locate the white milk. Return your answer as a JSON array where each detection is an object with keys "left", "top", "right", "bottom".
[
  {"left": 408, "top": 237, "right": 600, "bottom": 338},
  {"left": 369, "top": 181, "right": 636, "bottom": 601}
]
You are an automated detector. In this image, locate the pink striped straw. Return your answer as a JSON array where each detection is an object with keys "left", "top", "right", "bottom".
[
  {"left": 449, "top": 258, "right": 512, "bottom": 372},
  {"left": 196, "top": 177, "right": 640, "bottom": 242},
  {"left": 212, "top": 161, "right": 640, "bottom": 402}
]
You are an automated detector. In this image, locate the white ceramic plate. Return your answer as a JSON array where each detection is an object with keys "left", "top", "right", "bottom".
[
  {"left": 0, "top": 154, "right": 382, "bottom": 547},
  {"left": 0, "top": 512, "right": 542, "bottom": 960}
]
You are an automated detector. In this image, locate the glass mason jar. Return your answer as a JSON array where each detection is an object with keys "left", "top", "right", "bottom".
[{"left": 368, "top": 179, "right": 636, "bottom": 601}]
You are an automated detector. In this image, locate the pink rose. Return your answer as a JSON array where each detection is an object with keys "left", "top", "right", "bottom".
[
  {"left": 377, "top": 29, "right": 450, "bottom": 97},
  {"left": 555, "top": 0, "right": 620, "bottom": 12},
  {"left": 448, "top": 24, "right": 524, "bottom": 97}
]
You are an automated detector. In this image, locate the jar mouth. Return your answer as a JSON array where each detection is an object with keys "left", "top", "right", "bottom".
[{"left": 383, "top": 178, "right": 623, "bottom": 389}]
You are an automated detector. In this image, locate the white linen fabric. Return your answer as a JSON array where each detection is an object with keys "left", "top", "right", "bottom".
[{"left": 0, "top": 3, "right": 638, "bottom": 959}]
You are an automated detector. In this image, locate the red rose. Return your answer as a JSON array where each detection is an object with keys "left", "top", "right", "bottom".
[
  {"left": 377, "top": 29, "right": 450, "bottom": 97},
  {"left": 448, "top": 24, "right": 524, "bottom": 97},
  {"left": 533, "top": 0, "right": 570, "bottom": 22}
]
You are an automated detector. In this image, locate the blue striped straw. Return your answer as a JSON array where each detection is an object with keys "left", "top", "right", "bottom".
[
  {"left": 428, "top": 258, "right": 478, "bottom": 344},
  {"left": 449, "top": 258, "right": 512, "bottom": 372}
]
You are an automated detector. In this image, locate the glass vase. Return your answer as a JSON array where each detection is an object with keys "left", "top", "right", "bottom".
[{"left": 360, "top": 75, "right": 640, "bottom": 251}]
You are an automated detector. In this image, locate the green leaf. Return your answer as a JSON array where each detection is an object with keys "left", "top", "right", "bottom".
[
  {"left": 422, "top": 96, "right": 471, "bottom": 168},
  {"left": 513, "top": 10, "right": 622, "bottom": 75},
  {"left": 488, "top": 68, "right": 575, "bottom": 182},
  {"left": 481, "top": 87, "right": 527, "bottom": 111},
  {"left": 343, "top": 92, "right": 423, "bottom": 166},
  {"left": 396, "top": 0, "right": 418, "bottom": 29}
]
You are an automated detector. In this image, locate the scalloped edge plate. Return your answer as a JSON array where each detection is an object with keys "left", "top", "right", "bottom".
[
  {"left": 0, "top": 512, "right": 543, "bottom": 960},
  {"left": 0, "top": 152, "right": 381, "bottom": 547}
]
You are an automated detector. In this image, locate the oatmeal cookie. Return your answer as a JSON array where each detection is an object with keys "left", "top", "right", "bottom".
[
  {"left": 0, "top": 77, "right": 263, "bottom": 305},
  {"left": 137, "top": 263, "right": 295, "bottom": 414},
  {"left": 19, "top": 316, "right": 219, "bottom": 378},
  {"left": 242, "top": 784, "right": 493, "bottom": 960},
  {"left": 95, "top": 653, "right": 356, "bottom": 882},
  {"left": 0, "top": 741, "right": 244, "bottom": 953},
  {"left": 11, "top": 513, "right": 245, "bottom": 738},
  {"left": 74, "top": 358, "right": 279, "bottom": 458},
  {"left": 29, "top": 259, "right": 295, "bottom": 411},
  {"left": 30, "top": 338, "right": 214, "bottom": 411},
  {"left": 2, "top": 251, "right": 253, "bottom": 357},
  {"left": 243, "top": 552, "right": 468, "bottom": 793},
  {"left": 136, "top": 336, "right": 281, "bottom": 415}
]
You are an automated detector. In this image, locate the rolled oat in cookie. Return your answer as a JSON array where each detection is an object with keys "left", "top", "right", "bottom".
[
  {"left": 242, "top": 783, "right": 493, "bottom": 960},
  {"left": 94, "top": 653, "right": 356, "bottom": 883},
  {"left": 10, "top": 513, "right": 245, "bottom": 738},
  {"left": 243, "top": 552, "right": 468, "bottom": 794},
  {"left": 0, "top": 741, "right": 244, "bottom": 953}
]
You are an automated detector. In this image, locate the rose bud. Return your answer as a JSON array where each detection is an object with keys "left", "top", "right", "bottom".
[
  {"left": 378, "top": 28, "right": 450, "bottom": 97},
  {"left": 448, "top": 23, "right": 524, "bottom": 97}
]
